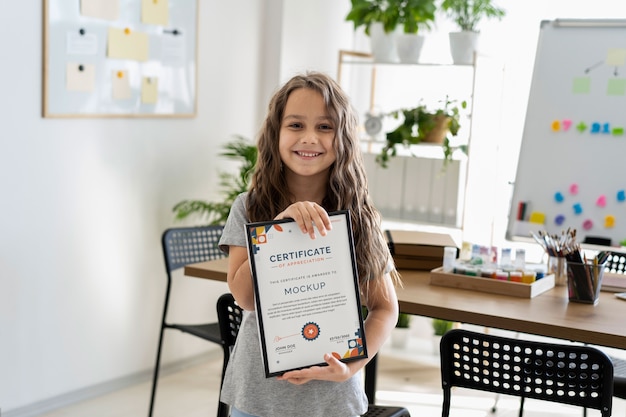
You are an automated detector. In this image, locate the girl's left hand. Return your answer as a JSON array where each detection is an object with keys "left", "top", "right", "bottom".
[{"left": 276, "top": 353, "right": 353, "bottom": 385}]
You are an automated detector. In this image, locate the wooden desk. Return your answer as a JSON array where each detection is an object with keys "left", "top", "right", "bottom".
[{"left": 185, "top": 258, "right": 626, "bottom": 349}]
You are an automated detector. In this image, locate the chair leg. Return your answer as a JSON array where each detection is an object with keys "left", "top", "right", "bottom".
[
  {"left": 441, "top": 387, "right": 451, "bottom": 417},
  {"left": 518, "top": 396, "right": 525, "bottom": 417},
  {"left": 217, "top": 350, "right": 230, "bottom": 417},
  {"left": 491, "top": 393, "right": 500, "bottom": 413},
  {"left": 364, "top": 354, "right": 378, "bottom": 404},
  {"left": 148, "top": 327, "right": 166, "bottom": 417},
  {"left": 217, "top": 401, "right": 230, "bottom": 417}
]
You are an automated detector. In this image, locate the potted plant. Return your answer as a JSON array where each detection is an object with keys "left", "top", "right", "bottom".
[
  {"left": 345, "top": 0, "right": 437, "bottom": 63},
  {"left": 172, "top": 135, "right": 257, "bottom": 224},
  {"left": 431, "top": 318, "right": 455, "bottom": 354},
  {"left": 432, "top": 318, "right": 454, "bottom": 336},
  {"left": 391, "top": 312, "right": 412, "bottom": 348},
  {"left": 395, "top": 0, "right": 437, "bottom": 63},
  {"left": 375, "top": 97, "right": 467, "bottom": 169},
  {"left": 441, "top": 0, "right": 505, "bottom": 64}
]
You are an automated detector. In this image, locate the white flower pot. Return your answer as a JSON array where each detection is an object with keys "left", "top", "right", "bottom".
[
  {"left": 369, "top": 22, "right": 399, "bottom": 63},
  {"left": 396, "top": 33, "right": 425, "bottom": 64},
  {"left": 391, "top": 327, "right": 410, "bottom": 349},
  {"left": 449, "top": 31, "right": 480, "bottom": 65}
]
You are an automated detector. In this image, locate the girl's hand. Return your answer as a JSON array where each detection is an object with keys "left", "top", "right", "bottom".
[
  {"left": 275, "top": 201, "right": 332, "bottom": 239},
  {"left": 276, "top": 353, "right": 352, "bottom": 385}
]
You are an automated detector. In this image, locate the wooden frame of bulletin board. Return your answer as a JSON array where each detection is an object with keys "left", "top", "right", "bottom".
[{"left": 43, "top": 0, "right": 198, "bottom": 118}]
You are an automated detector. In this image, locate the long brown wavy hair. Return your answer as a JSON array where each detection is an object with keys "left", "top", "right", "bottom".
[{"left": 247, "top": 71, "right": 400, "bottom": 293}]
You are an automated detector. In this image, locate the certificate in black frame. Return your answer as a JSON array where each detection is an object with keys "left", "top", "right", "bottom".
[{"left": 245, "top": 210, "right": 367, "bottom": 378}]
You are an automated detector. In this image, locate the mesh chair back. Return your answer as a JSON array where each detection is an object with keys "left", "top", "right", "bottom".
[
  {"left": 217, "top": 293, "right": 243, "bottom": 356},
  {"left": 162, "top": 226, "right": 225, "bottom": 273},
  {"left": 440, "top": 329, "right": 614, "bottom": 417}
]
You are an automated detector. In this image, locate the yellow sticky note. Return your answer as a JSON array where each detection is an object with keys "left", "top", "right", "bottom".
[
  {"left": 606, "top": 48, "right": 626, "bottom": 67},
  {"left": 605, "top": 215, "right": 616, "bottom": 228},
  {"left": 529, "top": 211, "right": 546, "bottom": 224},
  {"left": 112, "top": 70, "right": 131, "bottom": 100},
  {"left": 66, "top": 63, "right": 95, "bottom": 92},
  {"left": 142, "top": 77, "right": 158, "bottom": 104},
  {"left": 80, "top": 0, "right": 119, "bottom": 20},
  {"left": 142, "top": 0, "right": 169, "bottom": 26},
  {"left": 107, "top": 27, "right": 149, "bottom": 62}
]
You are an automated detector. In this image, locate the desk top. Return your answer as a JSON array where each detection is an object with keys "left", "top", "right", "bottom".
[{"left": 184, "top": 258, "right": 626, "bottom": 349}]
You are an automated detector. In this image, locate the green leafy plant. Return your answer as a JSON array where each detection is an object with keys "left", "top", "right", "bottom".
[
  {"left": 431, "top": 319, "right": 454, "bottom": 336},
  {"left": 441, "top": 0, "right": 505, "bottom": 32},
  {"left": 396, "top": 312, "right": 412, "bottom": 328},
  {"left": 376, "top": 97, "right": 467, "bottom": 168},
  {"left": 345, "top": 0, "right": 437, "bottom": 35},
  {"left": 172, "top": 135, "right": 257, "bottom": 225}
]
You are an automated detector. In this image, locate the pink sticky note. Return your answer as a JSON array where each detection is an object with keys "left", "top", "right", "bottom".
[
  {"left": 582, "top": 219, "right": 593, "bottom": 230},
  {"left": 596, "top": 195, "right": 607, "bottom": 207},
  {"left": 562, "top": 119, "right": 572, "bottom": 131},
  {"left": 569, "top": 183, "right": 579, "bottom": 195}
]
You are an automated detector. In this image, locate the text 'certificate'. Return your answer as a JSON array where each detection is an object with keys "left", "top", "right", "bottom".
[{"left": 246, "top": 210, "right": 367, "bottom": 377}]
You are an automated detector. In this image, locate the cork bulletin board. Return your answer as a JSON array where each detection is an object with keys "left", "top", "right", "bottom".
[{"left": 43, "top": 0, "right": 198, "bottom": 117}]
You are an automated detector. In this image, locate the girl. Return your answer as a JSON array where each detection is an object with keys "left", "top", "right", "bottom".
[{"left": 219, "top": 71, "right": 400, "bottom": 417}]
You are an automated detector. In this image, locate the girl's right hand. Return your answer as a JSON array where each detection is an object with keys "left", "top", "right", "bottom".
[{"left": 274, "top": 201, "right": 332, "bottom": 239}]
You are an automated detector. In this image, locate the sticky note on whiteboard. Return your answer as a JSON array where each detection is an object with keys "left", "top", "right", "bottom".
[
  {"left": 606, "top": 48, "right": 626, "bottom": 66},
  {"left": 66, "top": 63, "right": 95, "bottom": 92},
  {"left": 81, "top": 0, "right": 119, "bottom": 20},
  {"left": 107, "top": 27, "right": 149, "bottom": 62},
  {"left": 142, "top": 0, "right": 169, "bottom": 26},
  {"left": 529, "top": 211, "right": 546, "bottom": 224},
  {"left": 141, "top": 77, "right": 158, "bottom": 104}
]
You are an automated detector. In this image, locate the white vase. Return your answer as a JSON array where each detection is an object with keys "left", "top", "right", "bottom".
[
  {"left": 396, "top": 33, "right": 425, "bottom": 64},
  {"left": 448, "top": 31, "right": 479, "bottom": 65},
  {"left": 391, "top": 327, "right": 410, "bottom": 349},
  {"left": 369, "top": 22, "right": 399, "bottom": 63},
  {"left": 432, "top": 334, "right": 443, "bottom": 355}
]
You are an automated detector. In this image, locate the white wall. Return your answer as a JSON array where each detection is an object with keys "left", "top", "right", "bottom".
[
  {"left": 0, "top": 0, "right": 353, "bottom": 414},
  {"left": 0, "top": 0, "right": 265, "bottom": 412}
]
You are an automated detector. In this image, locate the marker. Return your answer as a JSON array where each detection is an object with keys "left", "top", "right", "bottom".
[{"left": 517, "top": 201, "right": 527, "bottom": 221}]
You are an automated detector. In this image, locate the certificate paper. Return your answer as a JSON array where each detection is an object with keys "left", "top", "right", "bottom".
[{"left": 246, "top": 210, "right": 367, "bottom": 377}]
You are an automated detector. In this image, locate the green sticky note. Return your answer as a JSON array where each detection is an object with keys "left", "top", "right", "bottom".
[
  {"left": 607, "top": 78, "right": 626, "bottom": 96},
  {"left": 572, "top": 77, "right": 591, "bottom": 94}
]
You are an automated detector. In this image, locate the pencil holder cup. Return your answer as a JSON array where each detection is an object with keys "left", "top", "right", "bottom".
[
  {"left": 547, "top": 256, "right": 567, "bottom": 286},
  {"left": 566, "top": 261, "right": 605, "bottom": 305}
]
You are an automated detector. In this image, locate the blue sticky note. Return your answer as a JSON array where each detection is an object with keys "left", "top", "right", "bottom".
[
  {"left": 555, "top": 214, "right": 565, "bottom": 226},
  {"left": 573, "top": 203, "right": 583, "bottom": 215},
  {"left": 618, "top": 190, "right": 626, "bottom": 202},
  {"left": 554, "top": 191, "right": 564, "bottom": 203}
]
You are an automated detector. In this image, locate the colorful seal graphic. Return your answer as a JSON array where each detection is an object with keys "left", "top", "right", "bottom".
[{"left": 301, "top": 322, "right": 320, "bottom": 341}]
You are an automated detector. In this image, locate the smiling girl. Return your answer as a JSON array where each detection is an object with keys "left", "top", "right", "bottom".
[{"left": 218, "top": 71, "right": 400, "bottom": 417}]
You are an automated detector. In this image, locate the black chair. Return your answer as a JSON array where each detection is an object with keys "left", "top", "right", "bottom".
[
  {"left": 215, "top": 293, "right": 410, "bottom": 417},
  {"left": 491, "top": 339, "right": 626, "bottom": 417},
  {"left": 215, "top": 293, "right": 244, "bottom": 417},
  {"left": 148, "top": 226, "right": 226, "bottom": 417},
  {"left": 440, "top": 329, "right": 614, "bottom": 417}
]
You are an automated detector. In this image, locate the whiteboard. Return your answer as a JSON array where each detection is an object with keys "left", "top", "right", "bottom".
[
  {"left": 43, "top": 0, "right": 197, "bottom": 117},
  {"left": 507, "top": 19, "right": 626, "bottom": 246}
]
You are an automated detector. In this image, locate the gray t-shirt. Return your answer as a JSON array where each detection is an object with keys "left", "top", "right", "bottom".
[{"left": 218, "top": 192, "right": 368, "bottom": 417}]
